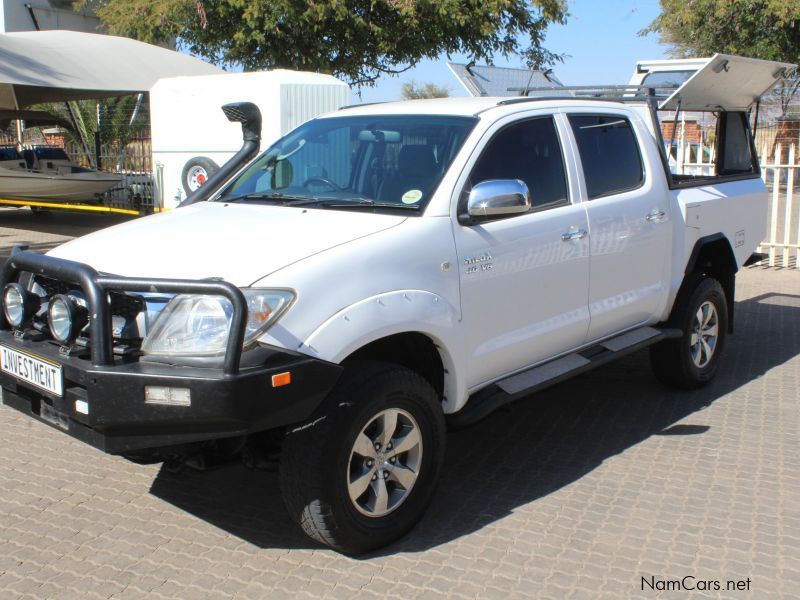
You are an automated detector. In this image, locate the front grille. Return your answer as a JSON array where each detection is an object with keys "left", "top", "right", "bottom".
[
  {"left": 35, "top": 276, "right": 145, "bottom": 321},
  {"left": 110, "top": 292, "right": 144, "bottom": 320},
  {"left": 36, "top": 276, "right": 70, "bottom": 297},
  {"left": 30, "top": 276, "right": 147, "bottom": 352}
]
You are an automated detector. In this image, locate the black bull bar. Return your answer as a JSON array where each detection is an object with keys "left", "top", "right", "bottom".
[{"left": 0, "top": 247, "right": 247, "bottom": 375}]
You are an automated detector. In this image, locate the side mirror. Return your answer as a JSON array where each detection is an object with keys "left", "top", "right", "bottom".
[{"left": 465, "top": 179, "right": 531, "bottom": 222}]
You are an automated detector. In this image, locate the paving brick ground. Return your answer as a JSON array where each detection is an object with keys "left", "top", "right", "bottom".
[{"left": 0, "top": 207, "right": 797, "bottom": 598}]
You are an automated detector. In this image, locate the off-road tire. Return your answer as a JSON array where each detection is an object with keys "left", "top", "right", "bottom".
[
  {"left": 650, "top": 274, "right": 728, "bottom": 389},
  {"left": 279, "top": 361, "right": 446, "bottom": 554}
]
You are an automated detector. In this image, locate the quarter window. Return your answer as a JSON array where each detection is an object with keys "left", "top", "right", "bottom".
[
  {"left": 469, "top": 117, "right": 568, "bottom": 210},
  {"left": 568, "top": 115, "right": 644, "bottom": 199}
]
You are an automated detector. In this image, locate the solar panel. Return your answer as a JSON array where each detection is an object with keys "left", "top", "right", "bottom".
[{"left": 447, "top": 62, "right": 563, "bottom": 97}]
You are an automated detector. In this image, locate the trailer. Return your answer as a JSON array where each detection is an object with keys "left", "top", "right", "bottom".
[{"left": 150, "top": 70, "right": 349, "bottom": 210}]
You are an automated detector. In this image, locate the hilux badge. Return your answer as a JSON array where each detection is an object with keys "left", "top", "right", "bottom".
[{"left": 463, "top": 252, "right": 493, "bottom": 274}]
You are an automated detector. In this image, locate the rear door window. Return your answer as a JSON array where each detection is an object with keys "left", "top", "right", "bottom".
[{"left": 568, "top": 115, "right": 645, "bottom": 199}]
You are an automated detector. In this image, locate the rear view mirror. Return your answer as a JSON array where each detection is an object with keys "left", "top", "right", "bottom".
[
  {"left": 357, "top": 129, "right": 402, "bottom": 143},
  {"left": 271, "top": 160, "right": 294, "bottom": 189},
  {"left": 465, "top": 179, "right": 531, "bottom": 222}
]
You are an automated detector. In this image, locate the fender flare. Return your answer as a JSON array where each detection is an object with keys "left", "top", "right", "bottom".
[
  {"left": 682, "top": 233, "right": 738, "bottom": 333},
  {"left": 300, "top": 289, "right": 466, "bottom": 412},
  {"left": 684, "top": 232, "right": 738, "bottom": 276}
]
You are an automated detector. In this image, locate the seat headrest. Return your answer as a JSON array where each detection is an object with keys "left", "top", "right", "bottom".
[
  {"left": 399, "top": 145, "right": 437, "bottom": 177},
  {"left": 21, "top": 150, "right": 36, "bottom": 169}
]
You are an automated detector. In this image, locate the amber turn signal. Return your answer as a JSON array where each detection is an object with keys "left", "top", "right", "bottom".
[{"left": 271, "top": 371, "right": 291, "bottom": 387}]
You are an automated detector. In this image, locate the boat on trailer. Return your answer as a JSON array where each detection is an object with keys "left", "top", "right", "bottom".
[{"left": 0, "top": 145, "right": 121, "bottom": 203}]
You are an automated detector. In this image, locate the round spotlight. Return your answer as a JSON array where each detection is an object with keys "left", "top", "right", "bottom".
[
  {"left": 47, "top": 294, "right": 86, "bottom": 344},
  {"left": 3, "top": 283, "right": 37, "bottom": 328}
]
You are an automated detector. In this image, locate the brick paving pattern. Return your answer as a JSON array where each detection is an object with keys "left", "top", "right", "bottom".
[{"left": 0, "top": 207, "right": 797, "bottom": 598}]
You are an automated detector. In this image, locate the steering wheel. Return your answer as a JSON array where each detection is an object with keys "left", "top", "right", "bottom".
[{"left": 302, "top": 176, "right": 343, "bottom": 192}]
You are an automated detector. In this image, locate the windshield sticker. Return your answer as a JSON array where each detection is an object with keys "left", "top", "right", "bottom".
[{"left": 402, "top": 189, "right": 423, "bottom": 204}]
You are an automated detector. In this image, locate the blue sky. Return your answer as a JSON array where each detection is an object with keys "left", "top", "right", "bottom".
[{"left": 352, "top": 0, "right": 672, "bottom": 103}]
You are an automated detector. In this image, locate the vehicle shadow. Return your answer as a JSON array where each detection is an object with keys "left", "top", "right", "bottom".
[{"left": 148, "top": 290, "right": 800, "bottom": 553}]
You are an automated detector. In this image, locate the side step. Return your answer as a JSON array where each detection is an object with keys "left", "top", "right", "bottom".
[
  {"left": 447, "top": 326, "right": 681, "bottom": 429},
  {"left": 744, "top": 252, "right": 768, "bottom": 267}
]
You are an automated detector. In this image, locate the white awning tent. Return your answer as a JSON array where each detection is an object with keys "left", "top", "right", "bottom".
[{"left": 0, "top": 30, "right": 222, "bottom": 109}]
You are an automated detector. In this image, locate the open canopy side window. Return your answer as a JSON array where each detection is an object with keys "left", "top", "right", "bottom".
[
  {"left": 659, "top": 54, "right": 796, "bottom": 112},
  {"left": 651, "top": 54, "right": 796, "bottom": 187}
]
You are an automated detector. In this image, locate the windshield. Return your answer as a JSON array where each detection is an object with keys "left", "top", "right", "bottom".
[{"left": 217, "top": 114, "right": 478, "bottom": 212}]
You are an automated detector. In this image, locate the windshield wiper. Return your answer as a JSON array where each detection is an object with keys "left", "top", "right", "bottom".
[
  {"left": 313, "top": 198, "right": 421, "bottom": 211},
  {"left": 218, "top": 192, "right": 318, "bottom": 204},
  {"left": 218, "top": 193, "right": 420, "bottom": 211}
]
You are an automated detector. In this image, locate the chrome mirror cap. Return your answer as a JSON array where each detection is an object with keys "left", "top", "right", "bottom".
[{"left": 467, "top": 179, "right": 531, "bottom": 219}]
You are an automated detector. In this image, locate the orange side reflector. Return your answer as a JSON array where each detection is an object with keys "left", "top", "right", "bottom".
[{"left": 271, "top": 372, "right": 292, "bottom": 387}]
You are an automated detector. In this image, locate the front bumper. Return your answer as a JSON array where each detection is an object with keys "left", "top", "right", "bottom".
[
  {"left": 0, "top": 332, "right": 341, "bottom": 454},
  {"left": 0, "top": 248, "right": 342, "bottom": 454}
]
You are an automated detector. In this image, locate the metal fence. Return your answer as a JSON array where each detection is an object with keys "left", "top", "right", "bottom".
[{"left": 63, "top": 137, "right": 156, "bottom": 212}]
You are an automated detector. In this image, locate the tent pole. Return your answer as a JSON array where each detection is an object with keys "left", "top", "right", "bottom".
[
  {"left": 24, "top": 3, "right": 40, "bottom": 30},
  {"left": 129, "top": 93, "right": 144, "bottom": 127}
]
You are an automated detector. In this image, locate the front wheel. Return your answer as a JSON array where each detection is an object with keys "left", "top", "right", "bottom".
[
  {"left": 650, "top": 275, "right": 728, "bottom": 389},
  {"left": 279, "top": 361, "right": 446, "bottom": 553}
]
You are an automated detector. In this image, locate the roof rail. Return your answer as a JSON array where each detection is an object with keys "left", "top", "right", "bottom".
[
  {"left": 503, "top": 84, "right": 680, "bottom": 104},
  {"left": 338, "top": 101, "right": 388, "bottom": 111}
]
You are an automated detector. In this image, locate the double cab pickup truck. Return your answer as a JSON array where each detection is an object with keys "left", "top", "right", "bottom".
[{"left": 0, "top": 54, "right": 793, "bottom": 552}]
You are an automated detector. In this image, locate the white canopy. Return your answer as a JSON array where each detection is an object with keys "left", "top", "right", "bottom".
[{"left": 0, "top": 30, "right": 222, "bottom": 109}]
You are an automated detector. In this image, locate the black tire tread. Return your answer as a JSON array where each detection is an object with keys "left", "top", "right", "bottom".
[
  {"left": 279, "top": 361, "right": 444, "bottom": 553},
  {"left": 650, "top": 274, "right": 728, "bottom": 389}
]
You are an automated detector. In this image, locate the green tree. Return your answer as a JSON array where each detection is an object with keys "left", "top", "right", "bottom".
[
  {"left": 401, "top": 81, "right": 450, "bottom": 100},
  {"left": 80, "top": 0, "right": 567, "bottom": 86},
  {"left": 39, "top": 95, "right": 149, "bottom": 167},
  {"left": 43, "top": 96, "right": 147, "bottom": 149},
  {"left": 642, "top": 0, "right": 800, "bottom": 115}
]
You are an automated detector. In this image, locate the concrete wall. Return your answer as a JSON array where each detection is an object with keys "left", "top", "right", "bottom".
[{"left": 0, "top": 0, "right": 103, "bottom": 34}]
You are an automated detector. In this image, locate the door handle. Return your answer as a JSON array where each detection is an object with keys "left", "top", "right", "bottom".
[
  {"left": 561, "top": 229, "right": 588, "bottom": 242},
  {"left": 646, "top": 210, "right": 666, "bottom": 222}
]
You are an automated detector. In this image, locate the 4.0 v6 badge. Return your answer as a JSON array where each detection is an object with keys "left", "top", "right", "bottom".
[{"left": 463, "top": 252, "right": 493, "bottom": 274}]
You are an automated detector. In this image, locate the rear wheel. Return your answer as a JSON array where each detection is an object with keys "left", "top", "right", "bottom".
[
  {"left": 650, "top": 275, "right": 728, "bottom": 389},
  {"left": 279, "top": 361, "right": 445, "bottom": 553}
]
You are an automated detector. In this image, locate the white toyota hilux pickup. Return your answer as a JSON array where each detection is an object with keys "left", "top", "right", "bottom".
[{"left": 0, "top": 55, "right": 793, "bottom": 553}]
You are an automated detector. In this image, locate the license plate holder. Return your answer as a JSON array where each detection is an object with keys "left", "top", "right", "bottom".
[{"left": 0, "top": 344, "right": 64, "bottom": 397}]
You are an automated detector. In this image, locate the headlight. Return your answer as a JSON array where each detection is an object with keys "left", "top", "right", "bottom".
[
  {"left": 47, "top": 294, "right": 88, "bottom": 343},
  {"left": 3, "top": 283, "right": 28, "bottom": 327},
  {"left": 141, "top": 289, "right": 294, "bottom": 356}
]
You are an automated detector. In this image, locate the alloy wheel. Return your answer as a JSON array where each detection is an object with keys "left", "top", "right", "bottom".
[{"left": 346, "top": 408, "right": 423, "bottom": 517}]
